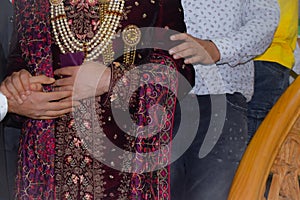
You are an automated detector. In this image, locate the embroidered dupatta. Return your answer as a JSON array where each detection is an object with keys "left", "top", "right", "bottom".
[
  {"left": 12, "top": 0, "right": 194, "bottom": 199},
  {"left": 14, "top": 0, "right": 56, "bottom": 199}
]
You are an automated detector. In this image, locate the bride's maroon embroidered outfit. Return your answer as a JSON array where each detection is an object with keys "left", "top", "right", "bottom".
[{"left": 7, "top": 0, "right": 194, "bottom": 199}]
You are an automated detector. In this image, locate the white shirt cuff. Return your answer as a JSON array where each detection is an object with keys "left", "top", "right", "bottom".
[{"left": 0, "top": 92, "right": 8, "bottom": 122}]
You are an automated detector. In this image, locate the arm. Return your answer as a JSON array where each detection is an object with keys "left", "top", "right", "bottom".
[
  {"left": 169, "top": 0, "right": 280, "bottom": 67},
  {"left": 212, "top": 0, "right": 280, "bottom": 66}
]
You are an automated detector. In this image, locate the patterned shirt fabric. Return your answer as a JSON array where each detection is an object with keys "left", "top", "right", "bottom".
[
  {"left": 0, "top": 92, "right": 7, "bottom": 122},
  {"left": 182, "top": 0, "right": 280, "bottom": 101}
]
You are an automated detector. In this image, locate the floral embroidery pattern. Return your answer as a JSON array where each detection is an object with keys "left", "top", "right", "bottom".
[
  {"left": 14, "top": 0, "right": 189, "bottom": 199},
  {"left": 65, "top": 0, "right": 101, "bottom": 41},
  {"left": 15, "top": 0, "right": 56, "bottom": 199}
]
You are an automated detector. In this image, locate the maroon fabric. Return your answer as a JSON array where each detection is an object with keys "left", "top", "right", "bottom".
[
  {"left": 13, "top": 0, "right": 56, "bottom": 199},
  {"left": 59, "top": 52, "right": 84, "bottom": 67},
  {"left": 9, "top": 0, "right": 195, "bottom": 199}
]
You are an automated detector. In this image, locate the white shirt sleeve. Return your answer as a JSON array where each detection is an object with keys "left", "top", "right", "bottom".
[
  {"left": 212, "top": 0, "right": 280, "bottom": 67},
  {"left": 0, "top": 92, "right": 8, "bottom": 122}
]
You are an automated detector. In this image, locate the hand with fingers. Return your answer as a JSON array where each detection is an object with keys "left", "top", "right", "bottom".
[
  {"left": 0, "top": 69, "right": 55, "bottom": 104},
  {"left": 169, "top": 33, "right": 220, "bottom": 65},
  {"left": 53, "top": 61, "right": 111, "bottom": 101},
  {"left": 0, "top": 69, "right": 77, "bottom": 119},
  {"left": 7, "top": 90, "right": 76, "bottom": 119}
]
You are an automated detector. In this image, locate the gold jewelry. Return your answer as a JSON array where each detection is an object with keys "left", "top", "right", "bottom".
[
  {"left": 100, "top": 1, "right": 114, "bottom": 65},
  {"left": 122, "top": 25, "right": 141, "bottom": 65},
  {"left": 50, "top": 0, "right": 125, "bottom": 61}
]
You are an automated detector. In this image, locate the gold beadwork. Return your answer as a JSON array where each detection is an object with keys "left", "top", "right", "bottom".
[
  {"left": 99, "top": 1, "right": 115, "bottom": 65},
  {"left": 50, "top": 0, "right": 125, "bottom": 61},
  {"left": 122, "top": 25, "right": 141, "bottom": 65}
]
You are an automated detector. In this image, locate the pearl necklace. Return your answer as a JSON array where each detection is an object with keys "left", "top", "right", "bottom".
[{"left": 50, "top": 0, "right": 125, "bottom": 61}]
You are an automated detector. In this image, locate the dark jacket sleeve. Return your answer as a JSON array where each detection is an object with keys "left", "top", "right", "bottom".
[
  {"left": 3, "top": 32, "right": 26, "bottom": 128},
  {"left": 6, "top": 32, "right": 27, "bottom": 76},
  {"left": 6, "top": 2, "right": 27, "bottom": 76},
  {"left": 0, "top": 43, "right": 6, "bottom": 81},
  {"left": 4, "top": 4, "right": 27, "bottom": 128}
]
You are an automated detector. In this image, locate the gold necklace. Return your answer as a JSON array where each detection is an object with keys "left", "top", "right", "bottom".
[{"left": 50, "top": 0, "right": 125, "bottom": 61}]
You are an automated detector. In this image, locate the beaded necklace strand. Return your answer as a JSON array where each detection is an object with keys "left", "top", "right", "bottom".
[{"left": 50, "top": 0, "right": 125, "bottom": 61}]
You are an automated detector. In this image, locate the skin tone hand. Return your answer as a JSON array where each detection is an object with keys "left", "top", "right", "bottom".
[
  {"left": 1, "top": 69, "right": 77, "bottom": 119},
  {"left": 7, "top": 90, "right": 75, "bottom": 119},
  {"left": 169, "top": 33, "right": 221, "bottom": 65},
  {"left": 0, "top": 69, "right": 54, "bottom": 104},
  {"left": 54, "top": 61, "right": 111, "bottom": 101}
]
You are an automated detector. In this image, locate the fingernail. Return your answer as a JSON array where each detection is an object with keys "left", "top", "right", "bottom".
[
  {"left": 169, "top": 50, "right": 174, "bottom": 54},
  {"left": 21, "top": 94, "right": 27, "bottom": 100},
  {"left": 25, "top": 90, "right": 31, "bottom": 95}
]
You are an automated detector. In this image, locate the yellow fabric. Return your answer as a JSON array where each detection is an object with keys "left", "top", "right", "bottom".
[{"left": 255, "top": 0, "right": 298, "bottom": 69}]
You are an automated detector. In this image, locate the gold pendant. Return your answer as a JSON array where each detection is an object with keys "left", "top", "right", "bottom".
[
  {"left": 122, "top": 25, "right": 141, "bottom": 65},
  {"left": 122, "top": 25, "right": 141, "bottom": 47}
]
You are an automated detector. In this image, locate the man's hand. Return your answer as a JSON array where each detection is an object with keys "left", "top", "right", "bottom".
[
  {"left": 0, "top": 69, "right": 55, "bottom": 104},
  {"left": 169, "top": 33, "right": 220, "bottom": 65},
  {"left": 7, "top": 90, "right": 76, "bottom": 119}
]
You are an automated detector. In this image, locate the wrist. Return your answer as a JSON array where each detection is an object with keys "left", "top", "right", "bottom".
[
  {"left": 199, "top": 39, "right": 220, "bottom": 64},
  {"left": 96, "top": 67, "right": 111, "bottom": 96},
  {"left": 103, "top": 67, "right": 111, "bottom": 93},
  {"left": 207, "top": 40, "right": 220, "bottom": 63}
]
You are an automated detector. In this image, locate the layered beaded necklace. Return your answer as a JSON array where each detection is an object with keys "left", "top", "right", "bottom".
[{"left": 50, "top": 0, "right": 125, "bottom": 61}]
